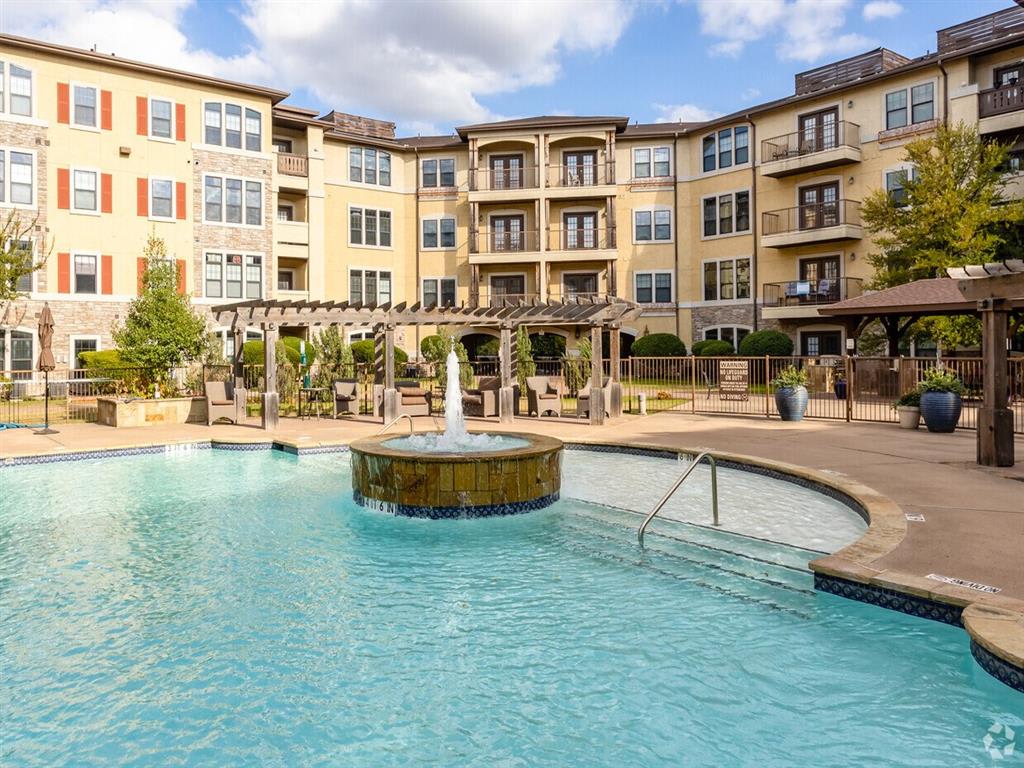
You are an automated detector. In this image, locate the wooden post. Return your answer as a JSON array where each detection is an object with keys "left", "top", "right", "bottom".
[
  {"left": 498, "top": 324, "right": 514, "bottom": 423},
  {"left": 470, "top": 264, "right": 480, "bottom": 308},
  {"left": 606, "top": 258, "right": 616, "bottom": 297},
  {"left": 844, "top": 354, "right": 853, "bottom": 423},
  {"left": 261, "top": 323, "right": 279, "bottom": 431},
  {"left": 232, "top": 324, "right": 247, "bottom": 424},
  {"left": 978, "top": 299, "right": 1013, "bottom": 466},
  {"left": 589, "top": 324, "right": 605, "bottom": 425},
  {"left": 382, "top": 323, "right": 398, "bottom": 423},
  {"left": 608, "top": 324, "right": 622, "bottom": 418}
]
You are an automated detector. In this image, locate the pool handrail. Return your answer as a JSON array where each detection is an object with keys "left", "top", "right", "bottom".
[
  {"left": 375, "top": 413, "right": 443, "bottom": 436},
  {"left": 638, "top": 451, "right": 719, "bottom": 548}
]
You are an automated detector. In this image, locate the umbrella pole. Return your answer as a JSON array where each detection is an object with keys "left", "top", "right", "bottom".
[{"left": 35, "top": 369, "right": 58, "bottom": 435}]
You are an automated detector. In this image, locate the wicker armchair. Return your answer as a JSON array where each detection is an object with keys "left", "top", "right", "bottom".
[
  {"left": 333, "top": 380, "right": 360, "bottom": 417},
  {"left": 205, "top": 380, "right": 236, "bottom": 426},
  {"left": 526, "top": 376, "right": 562, "bottom": 418},
  {"left": 577, "top": 377, "right": 610, "bottom": 419}
]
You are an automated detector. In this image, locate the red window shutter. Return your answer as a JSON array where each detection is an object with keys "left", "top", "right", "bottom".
[
  {"left": 57, "top": 83, "right": 70, "bottom": 124},
  {"left": 175, "top": 181, "right": 186, "bottom": 220},
  {"left": 137, "top": 177, "right": 148, "bottom": 217},
  {"left": 175, "top": 103, "right": 186, "bottom": 141},
  {"left": 101, "top": 255, "right": 113, "bottom": 295},
  {"left": 137, "top": 257, "right": 147, "bottom": 295},
  {"left": 57, "top": 252, "right": 71, "bottom": 293},
  {"left": 136, "top": 96, "right": 148, "bottom": 136},
  {"left": 101, "top": 173, "right": 113, "bottom": 213},
  {"left": 57, "top": 168, "right": 70, "bottom": 209},
  {"left": 176, "top": 259, "right": 186, "bottom": 295},
  {"left": 101, "top": 90, "right": 112, "bottom": 130}
]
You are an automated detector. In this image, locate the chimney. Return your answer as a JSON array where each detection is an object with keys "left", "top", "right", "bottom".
[{"left": 323, "top": 110, "right": 395, "bottom": 140}]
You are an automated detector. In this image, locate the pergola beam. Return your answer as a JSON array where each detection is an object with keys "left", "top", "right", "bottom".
[{"left": 957, "top": 272, "right": 1024, "bottom": 301}]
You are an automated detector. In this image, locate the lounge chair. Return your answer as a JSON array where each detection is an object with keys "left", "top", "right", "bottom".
[
  {"left": 333, "top": 380, "right": 360, "bottom": 417},
  {"left": 462, "top": 376, "right": 520, "bottom": 418},
  {"left": 577, "top": 377, "right": 610, "bottom": 418},
  {"left": 205, "top": 380, "right": 236, "bottom": 426},
  {"left": 374, "top": 380, "right": 432, "bottom": 417},
  {"left": 527, "top": 375, "right": 562, "bottom": 418}
]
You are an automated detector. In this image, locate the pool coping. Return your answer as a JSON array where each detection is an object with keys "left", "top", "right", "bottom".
[{"left": 3, "top": 433, "right": 1022, "bottom": 693}]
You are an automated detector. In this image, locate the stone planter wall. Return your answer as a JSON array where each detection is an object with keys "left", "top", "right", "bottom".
[{"left": 96, "top": 397, "right": 207, "bottom": 428}]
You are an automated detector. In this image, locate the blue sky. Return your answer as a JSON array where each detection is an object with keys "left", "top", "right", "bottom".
[{"left": 4, "top": 0, "right": 1014, "bottom": 135}]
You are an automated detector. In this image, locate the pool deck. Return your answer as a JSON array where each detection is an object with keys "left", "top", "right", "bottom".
[{"left": 2, "top": 411, "right": 1023, "bottom": 687}]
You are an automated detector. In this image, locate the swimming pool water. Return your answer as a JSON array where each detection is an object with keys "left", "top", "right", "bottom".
[{"left": 1, "top": 450, "right": 1020, "bottom": 767}]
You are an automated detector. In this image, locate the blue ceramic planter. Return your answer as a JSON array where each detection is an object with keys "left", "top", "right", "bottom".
[
  {"left": 920, "top": 391, "right": 961, "bottom": 433},
  {"left": 775, "top": 386, "right": 808, "bottom": 421}
]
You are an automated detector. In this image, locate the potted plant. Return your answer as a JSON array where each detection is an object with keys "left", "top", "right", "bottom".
[
  {"left": 771, "top": 365, "right": 809, "bottom": 421},
  {"left": 918, "top": 368, "right": 964, "bottom": 433},
  {"left": 892, "top": 390, "right": 921, "bottom": 430}
]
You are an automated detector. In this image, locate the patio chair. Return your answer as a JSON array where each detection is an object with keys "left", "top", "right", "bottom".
[
  {"left": 333, "top": 379, "right": 360, "bottom": 417},
  {"left": 577, "top": 377, "right": 610, "bottom": 418},
  {"left": 205, "top": 380, "right": 236, "bottom": 426},
  {"left": 527, "top": 375, "right": 562, "bottom": 418},
  {"left": 462, "top": 375, "right": 500, "bottom": 418}
]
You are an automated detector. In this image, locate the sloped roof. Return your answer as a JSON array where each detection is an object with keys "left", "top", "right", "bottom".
[{"left": 821, "top": 278, "right": 1024, "bottom": 317}]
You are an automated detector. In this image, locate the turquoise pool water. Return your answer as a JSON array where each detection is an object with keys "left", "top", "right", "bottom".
[{"left": 1, "top": 449, "right": 1020, "bottom": 767}]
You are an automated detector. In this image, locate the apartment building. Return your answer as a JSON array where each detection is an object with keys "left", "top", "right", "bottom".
[{"left": 0, "top": 5, "right": 1021, "bottom": 373}]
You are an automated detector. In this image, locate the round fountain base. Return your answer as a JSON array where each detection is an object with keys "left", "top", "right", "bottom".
[{"left": 350, "top": 433, "right": 563, "bottom": 519}]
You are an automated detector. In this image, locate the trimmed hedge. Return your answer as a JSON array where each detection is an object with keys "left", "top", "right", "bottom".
[
  {"left": 351, "top": 339, "right": 408, "bottom": 367},
  {"left": 631, "top": 333, "right": 687, "bottom": 357},
  {"left": 692, "top": 339, "right": 735, "bottom": 357},
  {"left": 738, "top": 330, "right": 793, "bottom": 357},
  {"left": 79, "top": 349, "right": 125, "bottom": 370},
  {"left": 242, "top": 336, "right": 318, "bottom": 367}
]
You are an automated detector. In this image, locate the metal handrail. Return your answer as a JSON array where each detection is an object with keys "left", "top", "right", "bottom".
[
  {"left": 377, "top": 413, "right": 415, "bottom": 436},
  {"left": 638, "top": 451, "right": 719, "bottom": 548}
]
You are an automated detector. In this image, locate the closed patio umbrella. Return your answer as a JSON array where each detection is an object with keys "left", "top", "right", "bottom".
[{"left": 36, "top": 303, "right": 57, "bottom": 434}]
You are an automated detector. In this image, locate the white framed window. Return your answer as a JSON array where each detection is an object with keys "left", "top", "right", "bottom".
[
  {"left": 633, "top": 207, "right": 672, "bottom": 243},
  {"left": 347, "top": 329, "right": 374, "bottom": 343},
  {"left": 277, "top": 203, "right": 295, "bottom": 222},
  {"left": 71, "top": 82, "right": 98, "bottom": 129},
  {"left": 71, "top": 167, "right": 99, "bottom": 214},
  {"left": 214, "top": 326, "right": 263, "bottom": 359},
  {"left": 149, "top": 176, "right": 175, "bottom": 220},
  {"left": 702, "top": 257, "right": 751, "bottom": 302},
  {"left": 349, "top": 268, "right": 392, "bottom": 304},
  {"left": 422, "top": 158, "right": 455, "bottom": 187},
  {"left": 885, "top": 82, "right": 934, "bottom": 130},
  {"left": 422, "top": 276, "right": 456, "bottom": 306},
  {"left": 149, "top": 97, "right": 173, "bottom": 140},
  {"left": 0, "top": 328, "right": 35, "bottom": 374},
  {"left": 0, "top": 148, "right": 35, "bottom": 208},
  {"left": 349, "top": 206, "right": 392, "bottom": 248},
  {"left": 73, "top": 252, "right": 98, "bottom": 294},
  {"left": 702, "top": 325, "right": 751, "bottom": 351},
  {"left": 273, "top": 137, "right": 293, "bottom": 153},
  {"left": 349, "top": 146, "right": 392, "bottom": 187},
  {"left": 885, "top": 165, "right": 917, "bottom": 206},
  {"left": 0, "top": 62, "right": 33, "bottom": 117},
  {"left": 203, "top": 251, "right": 263, "bottom": 299},
  {"left": 701, "top": 190, "right": 751, "bottom": 238},
  {"left": 702, "top": 125, "right": 750, "bottom": 173},
  {"left": 5, "top": 236, "right": 33, "bottom": 293},
  {"left": 202, "top": 174, "right": 262, "bottom": 227},
  {"left": 634, "top": 270, "right": 673, "bottom": 304},
  {"left": 69, "top": 335, "right": 101, "bottom": 368},
  {"left": 244, "top": 108, "right": 261, "bottom": 152},
  {"left": 202, "top": 101, "right": 261, "bottom": 151},
  {"left": 421, "top": 216, "right": 456, "bottom": 249},
  {"left": 632, "top": 146, "right": 672, "bottom": 179},
  {"left": 277, "top": 268, "right": 295, "bottom": 291}
]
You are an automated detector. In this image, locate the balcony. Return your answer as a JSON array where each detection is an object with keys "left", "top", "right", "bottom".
[
  {"left": 277, "top": 153, "right": 308, "bottom": 177},
  {"left": 760, "top": 122, "right": 861, "bottom": 177},
  {"left": 546, "top": 228, "right": 616, "bottom": 261},
  {"left": 468, "top": 166, "right": 540, "bottom": 200},
  {"left": 761, "top": 200, "right": 862, "bottom": 248},
  {"left": 274, "top": 220, "right": 309, "bottom": 260},
  {"left": 477, "top": 291, "right": 541, "bottom": 308},
  {"left": 470, "top": 230, "right": 541, "bottom": 263},
  {"left": 762, "top": 277, "right": 863, "bottom": 319},
  {"left": 978, "top": 83, "right": 1024, "bottom": 133},
  {"left": 544, "top": 162, "right": 616, "bottom": 197}
]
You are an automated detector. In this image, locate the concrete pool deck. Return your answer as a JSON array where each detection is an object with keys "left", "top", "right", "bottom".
[{"left": 2, "top": 411, "right": 1022, "bottom": 688}]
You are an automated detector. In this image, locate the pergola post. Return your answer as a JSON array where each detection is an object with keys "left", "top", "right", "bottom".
[
  {"left": 378, "top": 323, "right": 398, "bottom": 423},
  {"left": 589, "top": 323, "right": 605, "bottom": 426},
  {"left": 607, "top": 323, "right": 622, "bottom": 418},
  {"left": 978, "top": 298, "right": 1013, "bottom": 467},
  {"left": 498, "top": 324, "right": 514, "bottom": 423},
  {"left": 261, "top": 323, "right": 279, "bottom": 431},
  {"left": 232, "top": 324, "right": 247, "bottom": 424}
]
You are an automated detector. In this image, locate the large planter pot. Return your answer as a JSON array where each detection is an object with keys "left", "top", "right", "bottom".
[
  {"left": 897, "top": 405, "right": 920, "bottom": 430},
  {"left": 833, "top": 379, "right": 847, "bottom": 400},
  {"left": 920, "top": 391, "right": 961, "bottom": 433},
  {"left": 774, "top": 386, "right": 808, "bottom": 422}
]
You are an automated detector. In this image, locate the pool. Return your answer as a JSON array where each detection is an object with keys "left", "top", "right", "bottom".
[{"left": 1, "top": 448, "right": 1020, "bottom": 766}]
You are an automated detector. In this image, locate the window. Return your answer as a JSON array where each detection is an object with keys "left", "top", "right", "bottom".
[
  {"left": 9, "top": 238, "right": 32, "bottom": 293},
  {"left": 150, "top": 98, "right": 172, "bottom": 139},
  {"left": 422, "top": 158, "right": 455, "bottom": 187},
  {"left": 422, "top": 277, "right": 456, "bottom": 306},
  {"left": 277, "top": 204, "right": 294, "bottom": 222},
  {"left": 203, "top": 102, "right": 260, "bottom": 151},
  {"left": 204, "top": 252, "right": 262, "bottom": 299},
  {"left": 349, "top": 147, "right": 392, "bottom": 186},
  {"left": 72, "top": 169, "right": 97, "bottom": 212},
  {"left": 634, "top": 208, "right": 672, "bottom": 242},
  {"left": 9, "top": 64, "right": 31, "bottom": 116},
  {"left": 72, "top": 337, "right": 98, "bottom": 368},
  {"left": 73, "top": 84, "right": 97, "bottom": 128},
  {"left": 702, "top": 257, "right": 751, "bottom": 302},
  {"left": 245, "top": 255, "right": 262, "bottom": 298},
  {"left": 422, "top": 217, "right": 456, "bottom": 249},
  {"left": 273, "top": 138, "right": 293, "bottom": 153},
  {"left": 350, "top": 207, "right": 392, "bottom": 247},
  {"left": 225, "top": 104, "right": 242, "bottom": 148},
  {"left": 205, "top": 253, "right": 223, "bottom": 297},
  {"left": 702, "top": 191, "right": 750, "bottom": 237},
  {"left": 1, "top": 329, "right": 34, "bottom": 375},
  {"left": 203, "top": 175, "right": 261, "bottom": 226},
  {"left": 204, "top": 102, "right": 222, "bottom": 144},
  {"left": 632, "top": 146, "right": 672, "bottom": 179},
  {"left": 703, "top": 326, "right": 750, "bottom": 351},
  {"left": 633, "top": 148, "right": 650, "bottom": 178},
  {"left": 150, "top": 178, "right": 173, "bottom": 219},
  {"left": 634, "top": 271, "right": 672, "bottom": 304},
  {"left": 702, "top": 126, "right": 749, "bottom": 172},
  {"left": 886, "top": 83, "right": 934, "bottom": 130},
  {"left": 9, "top": 151, "right": 32, "bottom": 205},
  {"left": 245, "top": 108, "right": 261, "bottom": 151},
  {"left": 74, "top": 254, "right": 97, "bottom": 294},
  {"left": 277, "top": 269, "right": 294, "bottom": 291},
  {"left": 349, "top": 269, "right": 392, "bottom": 304},
  {"left": 885, "top": 167, "right": 916, "bottom": 206}
]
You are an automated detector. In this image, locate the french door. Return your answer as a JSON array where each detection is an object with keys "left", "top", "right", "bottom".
[
  {"left": 798, "top": 107, "right": 838, "bottom": 153},
  {"left": 491, "top": 215, "right": 525, "bottom": 252},
  {"left": 562, "top": 151, "right": 597, "bottom": 186},
  {"left": 490, "top": 154, "right": 523, "bottom": 190},
  {"left": 799, "top": 256, "right": 841, "bottom": 302},
  {"left": 801, "top": 330, "right": 842, "bottom": 357},
  {"left": 799, "top": 182, "right": 839, "bottom": 229},
  {"left": 490, "top": 275, "right": 526, "bottom": 307},
  {"left": 563, "top": 272, "right": 598, "bottom": 299},
  {"left": 563, "top": 212, "right": 597, "bottom": 250}
]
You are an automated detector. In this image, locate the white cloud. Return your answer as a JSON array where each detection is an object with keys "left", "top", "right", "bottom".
[
  {"left": 652, "top": 102, "right": 720, "bottom": 123},
  {"left": 741, "top": 87, "right": 761, "bottom": 100},
  {"left": 1, "top": 0, "right": 635, "bottom": 132},
  {"left": 692, "top": 0, "right": 873, "bottom": 63},
  {"left": 863, "top": 1, "right": 902, "bottom": 21}
]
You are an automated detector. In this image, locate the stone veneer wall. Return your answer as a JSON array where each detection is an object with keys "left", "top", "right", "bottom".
[
  {"left": 0, "top": 122, "right": 49, "bottom": 293},
  {"left": 691, "top": 304, "right": 757, "bottom": 344}
]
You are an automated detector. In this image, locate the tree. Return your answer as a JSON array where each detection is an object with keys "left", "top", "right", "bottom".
[
  {"left": 113, "top": 233, "right": 206, "bottom": 375},
  {"left": 515, "top": 325, "right": 535, "bottom": 389},
  {"left": 314, "top": 326, "right": 354, "bottom": 389},
  {"left": 0, "top": 211, "right": 50, "bottom": 301}
]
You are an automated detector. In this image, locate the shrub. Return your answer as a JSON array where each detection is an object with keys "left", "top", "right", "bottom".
[
  {"left": 738, "top": 330, "right": 794, "bottom": 356},
  {"left": 631, "top": 333, "right": 687, "bottom": 357},
  {"left": 530, "top": 333, "right": 565, "bottom": 358},
  {"left": 242, "top": 336, "right": 318, "bottom": 368},
  {"left": 771, "top": 365, "right": 808, "bottom": 389},
  {"left": 79, "top": 349, "right": 124, "bottom": 371},
  {"left": 692, "top": 339, "right": 734, "bottom": 357},
  {"left": 350, "top": 339, "right": 409, "bottom": 368},
  {"left": 919, "top": 367, "right": 964, "bottom": 395},
  {"left": 476, "top": 338, "right": 500, "bottom": 358},
  {"left": 893, "top": 390, "right": 921, "bottom": 409}
]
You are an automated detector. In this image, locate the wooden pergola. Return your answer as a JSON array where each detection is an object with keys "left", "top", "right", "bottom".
[{"left": 211, "top": 297, "right": 643, "bottom": 429}]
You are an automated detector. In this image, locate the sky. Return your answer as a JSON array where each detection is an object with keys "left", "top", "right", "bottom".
[{"left": 0, "top": 0, "right": 1013, "bottom": 136}]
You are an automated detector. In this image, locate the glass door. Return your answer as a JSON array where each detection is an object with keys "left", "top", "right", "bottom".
[
  {"left": 563, "top": 212, "right": 597, "bottom": 250},
  {"left": 563, "top": 151, "right": 597, "bottom": 186},
  {"left": 490, "top": 275, "right": 526, "bottom": 307},
  {"left": 799, "top": 256, "right": 840, "bottom": 303},
  {"left": 798, "top": 107, "right": 838, "bottom": 153},
  {"left": 563, "top": 273, "right": 598, "bottom": 300},
  {"left": 799, "top": 182, "right": 839, "bottom": 229},
  {"left": 491, "top": 215, "right": 525, "bottom": 252},
  {"left": 490, "top": 154, "right": 523, "bottom": 190}
]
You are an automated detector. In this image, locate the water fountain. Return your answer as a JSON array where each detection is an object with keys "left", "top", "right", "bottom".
[{"left": 350, "top": 350, "right": 563, "bottom": 518}]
